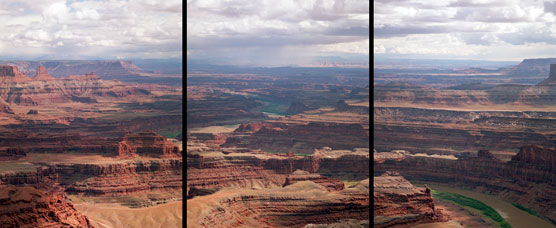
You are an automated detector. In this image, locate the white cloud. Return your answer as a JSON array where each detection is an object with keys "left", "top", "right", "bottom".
[
  {"left": 374, "top": 0, "right": 556, "bottom": 60},
  {"left": 187, "top": 0, "right": 369, "bottom": 66},
  {"left": 0, "top": 0, "right": 182, "bottom": 59}
]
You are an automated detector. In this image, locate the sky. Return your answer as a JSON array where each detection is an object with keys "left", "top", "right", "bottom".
[
  {"left": 186, "top": 0, "right": 369, "bottom": 67},
  {"left": 375, "top": 0, "right": 556, "bottom": 61},
  {"left": 0, "top": 0, "right": 182, "bottom": 60}
]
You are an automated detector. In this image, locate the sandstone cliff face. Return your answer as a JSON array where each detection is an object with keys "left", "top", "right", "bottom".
[
  {"left": 512, "top": 144, "right": 556, "bottom": 170},
  {"left": 374, "top": 146, "right": 556, "bottom": 224},
  {"left": 186, "top": 155, "right": 286, "bottom": 195},
  {"left": 50, "top": 159, "right": 182, "bottom": 197},
  {"left": 0, "top": 65, "right": 31, "bottom": 83},
  {"left": 0, "top": 65, "right": 150, "bottom": 106},
  {"left": 375, "top": 81, "right": 556, "bottom": 106},
  {"left": 0, "top": 148, "right": 25, "bottom": 161},
  {"left": 539, "top": 64, "right": 556, "bottom": 85},
  {"left": 33, "top": 65, "right": 55, "bottom": 81},
  {"left": 374, "top": 122, "right": 556, "bottom": 154},
  {"left": 120, "top": 132, "right": 180, "bottom": 158},
  {"left": 374, "top": 172, "right": 444, "bottom": 228},
  {"left": 283, "top": 170, "right": 344, "bottom": 191},
  {"left": 188, "top": 179, "right": 369, "bottom": 228},
  {"left": 0, "top": 186, "right": 94, "bottom": 228},
  {"left": 0, "top": 99, "right": 14, "bottom": 114},
  {"left": 224, "top": 122, "right": 369, "bottom": 154}
]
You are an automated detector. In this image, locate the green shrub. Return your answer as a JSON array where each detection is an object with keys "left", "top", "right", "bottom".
[{"left": 432, "top": 190, "right": 512, "bottom": 228}]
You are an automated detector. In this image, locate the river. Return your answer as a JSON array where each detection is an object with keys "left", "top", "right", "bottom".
[{"left": 426, "top": 183, "right": 555, "bottom": 228}]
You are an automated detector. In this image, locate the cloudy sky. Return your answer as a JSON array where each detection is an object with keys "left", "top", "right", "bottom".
[
  {"left": 0, "top": 0, "right": 182, "bottom": 60},
  {"left": 187, "top": 0, "right": 369, "bottom": 67},
  {"left": 375, "top": 0, "right": 556, "bottom": 61}
]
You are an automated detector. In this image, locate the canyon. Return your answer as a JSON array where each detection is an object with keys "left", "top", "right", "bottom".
[
  {"left": 186, "top": 66, "right": 369, "bottom": 227},
  {"left": 374, "top": 60, "right": 556, "bottom": 227},
  {"left": 374, "top": 172, "right": 446, "bottom": 228},
  {"left": 0, "top": 63, "right": 182, "bottom": 227},
  {"left": 374, "top": 145, "right": 556, "bottom": 224}
]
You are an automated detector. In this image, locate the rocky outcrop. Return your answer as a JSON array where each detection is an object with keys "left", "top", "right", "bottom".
[
  {"left": 285, "top": 101, "right": 310, "bottom": 115},
  {"left": 374, "top": 122, "right": 556, "bottom": 155},
  {"left": 0, "top": 186, "right": 94, "bottom": 228},
  {"left": 116, "top": 141, "right": 136, "bottom": 158},
  {"left": 26, "top": 109, "right": 38, "bottom": 115},
  {"left": 33, "top": 65, "right": 55, "bottom": 80},
  {"left": 0, "top": 148, "right": 25, "bottom": 161},
  {"left": 0, "top": 65, "right": 150, "bottom": 106},
  {"left": 539, "top": 64, "right": 556, "bottom": 85},
  {"left": 120, "top": 132, "right": 180, "bottom": 157},
  {"left": 0, "top": 65, "right": 31, "bottom": 83},
  {"left": 283, "top": 170, "right": 344, "bottom": 191},
  {"left": 511, "top": 144, "right": 556, "bottom": 170},
  {"left": 374, "top": 172, "right": 444, "bottom": 228},
  {"left": 234, "top": 122, "right": 265, "bottom": 133},
  {"left": 507, "top": 58, "right": 556, "bottom": 78},
  {"left": 0, "top": 99, "right": 14, "bottom": 114},
  {"left": 53, "top": 159, "right": 182, "bottom": 199},
  {"left": 186, "top": 154, "right": 287, "bottom": 192},
  {"left": 374, "top": 146, "right": 556, "bottom": 224},
  {"left": 477, "top": 149, "right": 495, "bottom": 159},
  {"left": 187, "top": 179, "right": 369, "bottom": 228},
  {"left": 187, "top": 148, "right": 368, "bottom": 193},
  {"left": 335, "top": 100, "right": 369, "bottom": 114},
  {"left": 187, "top": 187, "right": 218, "bottom": 199},
  {"left": 224, "top": 122, "right": 369, "bottom": 154}
]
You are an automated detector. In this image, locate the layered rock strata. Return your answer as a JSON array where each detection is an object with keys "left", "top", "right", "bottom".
[
  {"left": 0, "top": 99, "right": 13, "bottom": 114},
  {"left": 187, "top": 148, "right": 369, "bottom": 176},
  {"left": 187, "top": 179, "right": 369, "bottom": 228},
  {"left": 0, "top": 185, "right": 94, "bottom": 228},
  {"left": 0, "top": 65, "right": 31, "bottom": 83},
  {"left": 0, "top": 65, "right": 150, "bottom": 106},
  {"left": 119, "top": 132, "right": 180, "bottom": 157},
  {"left": 186, "top": 154, "right": 287, "bottom": 194},
  {"left": 33, "top": 65, "right": 55, "bottom": 81},
  {"left": 539, "top": 63, "right": 556, "bottom": 85},
  {"left": 224, "top": 122, "right": 369, "bottom": 154},
  {"left": 52, "top": 159, "right": 182, "bottom": 198},
  {"left": 374, "top": 172, "right": 444, "bottom": 228},
  {"left": 0, "top": 148, "right": 25, "bottom": 161},
  {"left": 374, "top": 145, "right": 556, "bottom": 224},
  {"left": 283, "top": 170, "right": 344, "bottom": 191}
]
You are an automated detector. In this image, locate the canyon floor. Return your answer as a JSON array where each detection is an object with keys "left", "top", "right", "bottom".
[{"left": 74, "top": 201, "right": 182, "bottom": 228}]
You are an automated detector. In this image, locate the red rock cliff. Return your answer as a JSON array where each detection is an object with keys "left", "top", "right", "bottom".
[
  {"left": 0, "top": 186, "right": 95, "bottom": 228},
  {"left": 120, "top": 132, "right": 180, "bottom": 158},
  {"left": 33, "top": 65, "right": 55, "bottom": 81},
  {"left": 374, "top": 172, "right": 444, "bottom": 228}
]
